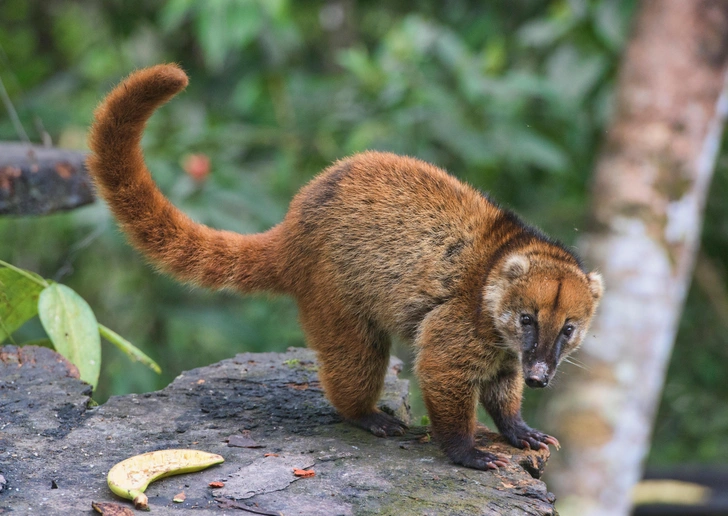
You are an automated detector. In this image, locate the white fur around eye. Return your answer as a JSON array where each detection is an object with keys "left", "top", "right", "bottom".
[
  {"left": 498, "top": 312, "right": 513, "bottom": 325},
  {"left": 576, "top": 327, "right": 587, "bottom": 342},
  {"left": 483, "top": 284, "right": 503, "bottom": 313}
]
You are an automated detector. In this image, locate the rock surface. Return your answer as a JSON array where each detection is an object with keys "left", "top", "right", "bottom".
[{"left": 0, "top": 345, "right": 556, "bottom": 515}]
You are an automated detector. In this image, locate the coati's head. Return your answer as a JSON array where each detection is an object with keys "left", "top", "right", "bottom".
[{"left": 484, "top": 253, "right": 603, "bottom": 388}]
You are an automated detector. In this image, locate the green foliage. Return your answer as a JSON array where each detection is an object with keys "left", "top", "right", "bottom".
[
  {"left": 0, "top": 261, "right": 160, "bottom": 389},
  {"left": 38, "top": 283, "right": 102, "bottom": 387},
  {"left": 0, "top": 0, "right": 725, "bottom": 468},
  {"left": 0, "top": 267, "right": 44, "bottom": 341}
]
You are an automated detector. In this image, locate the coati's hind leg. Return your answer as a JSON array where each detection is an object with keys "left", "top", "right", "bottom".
[{"left": 298, "top": 302, "right": 407, "bottom": 437}]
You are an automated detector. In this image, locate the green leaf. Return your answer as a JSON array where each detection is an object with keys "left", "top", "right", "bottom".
[
  {"left": 545, "top": 46, "right": 608, "bottom": 104},
  {"left": 38, "top": 284, "right": 101, "bottom": 389},
  {"left": 517, "top": 18, "right": 572, "bottom": 48},
  {"left": 159, "top": 0, "right": 196, "bottom": 31},
  {"left": 227, "top": 1, "right": 263, "bottom": 49},
  {"left": 0, "top": 268, "right": 45, "bottom": 343},
  {"left": 0, "top": 259, "right": 49, "bottom": 287},
  {"left": 337, "top": 47, "right": 382, "bottom": 90},
  {"left": 196, "top": 2, "right": 228, "bottom": 71},
  {"left": 503, "top": 127, "right": 570, "bottom": 172},
  {"left": 592, "top": 0, "right": 627, "bottom": 51},
  {"left": 99, "top": 323, "right": 161, "bottom": 374},
  {"left": 195, "top": 0, "right": 263, "bottom": 72}
]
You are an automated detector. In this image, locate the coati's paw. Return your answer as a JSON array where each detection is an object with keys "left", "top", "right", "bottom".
[
  {"left": 507, "top": 426, "right": 560, "bottom": 451},
  {"left": 349, "top": 411, "right": 408, "bottom": 438},
  {"left": 451, "top": 448, "right": 509, "bottom": 471}
]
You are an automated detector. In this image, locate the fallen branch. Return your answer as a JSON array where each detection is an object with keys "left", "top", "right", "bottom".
[{"left": 0, "top": 142, "right": 94, "bottom": 216}]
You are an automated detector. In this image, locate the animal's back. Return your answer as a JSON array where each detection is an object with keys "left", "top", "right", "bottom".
[{"left": 283, "top": 151, "right": 503, "bottom": 338}]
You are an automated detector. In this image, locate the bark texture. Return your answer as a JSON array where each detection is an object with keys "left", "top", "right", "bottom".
[
  {"left": 544, "top": 2, "right": 728, "bottom": 515},
  {"left": 0, "top": 142, "right": 93, "bottom": 215}
]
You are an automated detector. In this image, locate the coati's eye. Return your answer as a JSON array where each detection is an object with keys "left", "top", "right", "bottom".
[
  {"left": 562, "top": 324, "right": 575, "bottom": 337},
  {"left": 520, "top": 314, "right": 534, "bottom": 326}
]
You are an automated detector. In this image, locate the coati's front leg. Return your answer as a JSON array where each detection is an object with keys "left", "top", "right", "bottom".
[
  {"left": 417, "top": 365, "right": 509, "bottom": 469},
  {"left": 480, "top": 366, "right": 560, "bottom": 451},
  {"left": 415, "top": 304, "right": 509, "bottom": 470}
]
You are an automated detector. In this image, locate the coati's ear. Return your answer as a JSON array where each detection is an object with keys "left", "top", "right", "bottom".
[
  {"left": 587, "top": 272, "right": 604, "bottom": 300},
  {"left": 502, "top": 254, "right": 530, "bottom": 280},
  {"left": 484, "top": 254, "right": 530, "bottom": 312}
]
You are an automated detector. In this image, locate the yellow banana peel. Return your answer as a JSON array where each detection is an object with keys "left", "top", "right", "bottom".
[{"left": 107, "top": 449, "right": 224, "bottom": 509}]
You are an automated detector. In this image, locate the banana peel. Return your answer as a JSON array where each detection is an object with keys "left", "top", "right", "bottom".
[{"left": 107, "top": 449, "right": 224, "bottom": 509}]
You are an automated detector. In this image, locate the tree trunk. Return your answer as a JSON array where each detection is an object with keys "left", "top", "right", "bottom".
[{"left": 543, "top": 1, "right": 728, "bottom": 515}]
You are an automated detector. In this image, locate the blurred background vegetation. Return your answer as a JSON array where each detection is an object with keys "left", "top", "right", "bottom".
[{"left": 1, "top": 0, "right": 726, "bottom": 470}]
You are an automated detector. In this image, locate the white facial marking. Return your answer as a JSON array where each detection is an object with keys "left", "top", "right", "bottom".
[
  {"left": 483, "top": 284, "right": 504, "bottom": 313},
  {"left": 498, "top": 312, "right": 513, "bottom": 325}
]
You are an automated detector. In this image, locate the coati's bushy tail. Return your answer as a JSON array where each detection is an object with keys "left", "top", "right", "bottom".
[{"left": 87, "top": 64, "right": 282, "bottom": 292}]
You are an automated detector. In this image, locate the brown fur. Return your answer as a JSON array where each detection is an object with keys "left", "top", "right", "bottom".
[{"left": 87, "top": 64, "right": 603, "bottom": 470}]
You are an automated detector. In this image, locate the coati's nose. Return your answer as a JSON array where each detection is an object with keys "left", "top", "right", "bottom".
[
  {"left": 525, "top": 375, "right": 549, "bottom": 388},
  {"left": 525, "top": 362, "right": 549, "bottom": 388}
]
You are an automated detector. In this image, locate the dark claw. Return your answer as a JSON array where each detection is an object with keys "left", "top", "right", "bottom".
[
  {"left": 506, "top": 425, "right": 560, "bottom": 452},
  {"left": 450, "top": 448, "right": 509, "bottom": 471},
  {"left": 371, "top": 427, "right": 386, "bottom": 438},
  {"left": 544, "top": 436, "right": 561, "bottom": 450},
  {"left": 349, "top": 411, "right": 408, "bottom": 437}
]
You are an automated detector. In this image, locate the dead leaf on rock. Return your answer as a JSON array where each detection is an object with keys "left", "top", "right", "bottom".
[
  {"left": 264, "top": 453, "right": 279, "bottom": 458},
  {"left": 173, "top": 491, "right": 186, "bottom": 502},
  {"left": 91, "top": 501, "right": 135, "bottom": 515},
  {"left": 293, "top": 468, "right": 315, "bottom": 478},
  {"left": 286, "top": 382, "right": 309, "bottom": 390},
  {"left": 209, "top": 481, "right": 225, "bottom": 488}
]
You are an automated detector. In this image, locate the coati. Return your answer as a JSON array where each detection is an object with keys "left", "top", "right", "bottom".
[{"left": 87, "top": 64, "right": 603, "bottom": 471}]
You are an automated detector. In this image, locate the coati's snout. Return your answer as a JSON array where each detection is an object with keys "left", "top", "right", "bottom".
[{"left": 524, "top": 361, "right": 550, "bottom": 388}]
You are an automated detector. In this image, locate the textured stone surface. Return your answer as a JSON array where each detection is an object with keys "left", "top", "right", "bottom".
[{"left": 0, "top": 345, "right": 556, "bottom": 515}]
